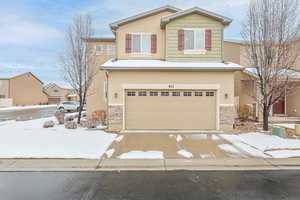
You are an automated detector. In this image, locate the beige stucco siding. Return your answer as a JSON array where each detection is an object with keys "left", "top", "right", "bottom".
[
  {"left": 9, "top": 74, "right": 47, "bottom": 106},
  {"left": 0, "top": 79, "right": 9, "bottom": 98},
  {"left": 108, "top": 71, "right": 235, "bottom": 105},
  {"left": 86, "top": 41, "right": 116, "bottom": 118},
  {"left": 165, "top": 13, "right": 224, "bottom": 62},
  {"left": 286, "top": 86, "right": 300, "bottom": 117},
  {"left": 116, "top": 10, "right": 173, "bottom": 60},
  {"left": 224, "top": 41, "right": 241, "bottom": 64}
]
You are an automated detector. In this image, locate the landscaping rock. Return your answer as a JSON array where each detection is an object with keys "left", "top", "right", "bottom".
[
  {"left": 65, "top": 121, "right": 77, "bottom": 129},
  {"left": 54, "top": 111, "right": 65, "bottom": 124},
  {"left": 43, "top": 120, "right": 55, "bottom": 128}
]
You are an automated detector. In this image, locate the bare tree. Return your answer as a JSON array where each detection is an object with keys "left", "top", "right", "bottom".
[
  {"left": 60, "top": 14, "right": 96, "bottom": 123},
  {"left": 242, "top": 0, "right": 300, "bottom": 131}
]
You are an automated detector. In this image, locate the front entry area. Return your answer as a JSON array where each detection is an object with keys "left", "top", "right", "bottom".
[
  {"left": 273, "top": 99, "right": 285, "bottom": 115},
  {"left": 125, "top": 90, "right": 217, "bottom": 130}
]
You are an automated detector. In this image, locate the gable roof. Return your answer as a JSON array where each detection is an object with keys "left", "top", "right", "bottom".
[
  {"left": 161, "top": 7, "right": 232, "bottom": 28},
  {"left": 110, "top": 5, "right": 181, "bottom": 31},
  {"left": 44, "top": 83, "right": 61, "bottom": 90},
  {"left": 6, "top": 72, "right": 44, "bottom": 84}
]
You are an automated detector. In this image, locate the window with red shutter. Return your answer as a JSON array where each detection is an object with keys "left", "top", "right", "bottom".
[
  {"left": 178, "top": 29, "right": 184, "bottom": 51},
  {"left": 151, "top": 34, "right": 157, "bottom": 54},
  {"left": 205, "top": 29, "right": 212, "bottom": 51},
  {"left": 125, "top": 34, "right": 132, "bottom": 53}
]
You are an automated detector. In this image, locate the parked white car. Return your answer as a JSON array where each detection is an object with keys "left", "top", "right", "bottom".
[{"left": 57, "top": 101, "right": 81, "bottom": 112}]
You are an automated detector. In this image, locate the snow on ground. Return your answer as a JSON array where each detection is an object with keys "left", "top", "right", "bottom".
[
  {"left": 117, "top": 151, "right": 164, "bottom": 159},
  {"left": 185, "top": 134, "right": 208, "bottom": 140},
  {"left": 0, "top": 117, "right": 117, "bottom": 159},
  {"left": 177, "top": 149, "right": 193, "bottom": 158},
  {"left": 176, "top": 135, "right": 183, "bottom": 142},
  {"left": 105, "top": 149, "right": 115, "bottom": 158},
  {"left": 115, "top": 135, "right": 124, "bottom": 142},
  {"left": 274, "top": 124, "right": 296, "bottom": 129},
  {"left": 218, "top": 144, "right": 242, "bottom": 155},
  {"left": 220, "top": 133, "right": 300, "bottom": 158},
  {"left": 0, "top": 104, "right": 56, "bottom": 111}
]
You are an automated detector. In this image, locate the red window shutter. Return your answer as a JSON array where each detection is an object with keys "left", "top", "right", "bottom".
[
  {"left": 125, "top": 34, "right": 131, "bottom": 53},
  {"left": 151, "top": 34, "right": 157, "bottom": 54},
  {"left": 178, "top": 29, "right": 184, "bottom": 51},
  {"left": 205, "top": 29, "right": 212, "bottom": 51}
]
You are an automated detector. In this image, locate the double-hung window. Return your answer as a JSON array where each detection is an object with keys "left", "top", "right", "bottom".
[
  {"left": 184, "top": 29, "right": 205, "bottom": 51},
  {"left": 131, "top": 34, "right": 151, "bottom": 55}
]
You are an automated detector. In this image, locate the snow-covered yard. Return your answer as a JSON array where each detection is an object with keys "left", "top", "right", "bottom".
[
  {"left": 0, "top": 117, "right": 116, "bottom": 159},
  {"left": 220, "top": 133, "right": 300, "bottom": 158},
  {"left": 0, "top": 104, "right": 56, "bottom": 111}
]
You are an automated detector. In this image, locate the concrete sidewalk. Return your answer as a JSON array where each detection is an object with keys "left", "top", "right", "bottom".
[{"left": 1, "top": 158, "right": 300, "bottom": 171}]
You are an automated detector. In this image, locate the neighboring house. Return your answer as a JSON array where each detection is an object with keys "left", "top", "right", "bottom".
[
  {"left": 85, "top": 5, "right": 245, "bottom": 132},
  {"left": 0, "top": 72, "right": 48, "bottom": 107},
  {"left": 43, "top": 83, "right": 78, "bottom": 104},
  {"left": 224, "top": 39, "right": 300, "bottom": 120}
]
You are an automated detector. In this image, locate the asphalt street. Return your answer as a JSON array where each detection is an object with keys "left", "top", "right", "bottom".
[
  {"left": 0, "top": 106, "right": 56, "bottom": 121},
  {"left": 0, "top": 170, "right": 299, "bottom": 200}
]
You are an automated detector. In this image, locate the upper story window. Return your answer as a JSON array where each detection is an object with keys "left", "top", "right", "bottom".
[
  {"left": 53, "top": 89, "right": 59, "bottom": 93},
  {"left": 178, "top": 29, "right": 212, "bottom": 53},
  {"left": 126, "top": 33, "right": 157, "bottom": 55},
  {"left": 184, "top": 29, "right": 205, "bottom": 50},
  {"left": 95, "top": 45, "right": 115, "bottom": 56},
  {"left": 0, "top": 94, "right": 5, "bottom": 99}
]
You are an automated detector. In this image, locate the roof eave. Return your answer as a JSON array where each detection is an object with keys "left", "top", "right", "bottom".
[
  {"left": 101, "top": 66, "right": 243, "bottom": 72},
  {"left": 109, "top": 5, "right": 181, "bottom": 31}
]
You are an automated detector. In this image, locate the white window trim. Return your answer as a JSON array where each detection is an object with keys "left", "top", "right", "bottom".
[
  {"left": 130, "top": 33, "right": 153, "bottom": 56},
  {"left": 183, "top": 28, "right": 207, "bottom": 54}
]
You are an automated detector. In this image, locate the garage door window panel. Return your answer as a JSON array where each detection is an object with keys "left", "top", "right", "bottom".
[
  {"left": 183, "top": 92, "right": 192, "bottom": 96},
  {"left": 161, "top": 92, "right": 169, "bottom": 96},
  {"left": 150, "top": 91, "right": 158, "bottom": 96},
  {"left": 138, "top": 91, "right": 147, "bottom": 96},
  {"left": 127, "top": 91, "right": 136, "bottom": 96}
]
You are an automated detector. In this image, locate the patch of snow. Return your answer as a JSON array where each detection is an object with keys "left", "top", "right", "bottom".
[
  {"left": 176, "top": 135, "right": 183, "bottom": 142},
  {"left": 266, "top": 150, "right": 300, "bottom": 158},
  {"left": 274, "top": 124, "right": 295, "bottom": 129},
  {"left": 218, "top": 144, "right": 241, "bottom": 154},
  {"left": 185, "top": 134, "right": 207, "bottom": 140},
  {"left": 105, "top": 149, "right": 115, "bottom": 158},
  {"left": 200, "top": 154, "right": 214, "bottom": 158},
  {"left": 212, "top": 135, "right": 221, "bottom": 140},
  {"left": 115, "top": 135, "right": 124, "bottom": 142},
  {"left": 0, "top": 104, "right": 56, "bottom": 111},
  {"left": 117, "top": 151, "right": 164, "bottom": 159},
  {"left": 220, "top": 133, "right": 300, "bottom": 158},
  {"left": 102, "top": 59, "right": 243, "bottom": 70},
  {"left": 0, "top": 117, "right": 117, "bottom": 159},
  {"left": 177, "top": 149, "right": 193, "bottom": 158}
]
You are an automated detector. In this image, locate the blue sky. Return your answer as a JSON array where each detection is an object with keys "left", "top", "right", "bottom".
[{"left": 0, "top": 0, "right": 249, "bottom": 87}]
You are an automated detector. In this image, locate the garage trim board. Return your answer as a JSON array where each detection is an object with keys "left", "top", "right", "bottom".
[{"left": 122, "top": 84, "right": 220, "bottom": 131}]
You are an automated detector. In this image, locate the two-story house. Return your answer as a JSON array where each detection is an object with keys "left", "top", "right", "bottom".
[
  {"left": 85, "top": 5, "right": 244, "bottom": 132},
  {"left": 224, "top": 39, "right": 300, "bottom": 121}
]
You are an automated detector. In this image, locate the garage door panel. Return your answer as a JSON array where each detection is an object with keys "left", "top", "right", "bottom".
[{"left": 125, "top": 90, "right": 216, "bottom": 130}]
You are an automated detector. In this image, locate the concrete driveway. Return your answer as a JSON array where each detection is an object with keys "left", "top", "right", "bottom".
[{"left": 102, "top": 133, "right": 251, "bottom": 160}]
